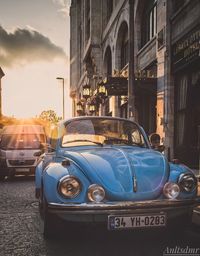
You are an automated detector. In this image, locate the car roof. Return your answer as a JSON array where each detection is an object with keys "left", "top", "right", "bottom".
[{"left": 61, "top": 116, "right": 139, "bottom": 127}]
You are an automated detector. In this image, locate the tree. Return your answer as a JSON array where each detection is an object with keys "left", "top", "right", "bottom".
[{"left": 39, "top": 110, "right": 62, "bottom": 124}]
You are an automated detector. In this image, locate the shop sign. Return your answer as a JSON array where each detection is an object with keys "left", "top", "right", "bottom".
[
  {"left": 172, "top": 26, "right": 200, "bottom": 71},
  {"left": 104, "top": 77, "right": 128, "bottom": 96}
]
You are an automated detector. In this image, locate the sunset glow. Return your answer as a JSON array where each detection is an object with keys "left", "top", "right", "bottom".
[{"left": 0, "top": 0, "right": 71, "bottom": 119}]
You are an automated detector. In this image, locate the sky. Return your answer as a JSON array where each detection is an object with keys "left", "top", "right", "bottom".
[{"left": 0, "top": 0, "right": 71, "bottom": 119}]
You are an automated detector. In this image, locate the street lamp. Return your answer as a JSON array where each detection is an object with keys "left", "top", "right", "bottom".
[{"left": 56, "top": 77, "right": 65, "bottom": 120}]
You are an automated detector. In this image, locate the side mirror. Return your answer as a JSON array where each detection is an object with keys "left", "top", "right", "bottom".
[
  {"left": 34, "top": 151, "right": 43, "bottom": 157},
  {"left": 157, "top": 145, "right": 165, "bottom": 153}
]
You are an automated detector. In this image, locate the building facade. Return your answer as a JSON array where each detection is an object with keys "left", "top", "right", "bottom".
[{"left": 70, "top": 0, "right": 200, "bottom": 170}]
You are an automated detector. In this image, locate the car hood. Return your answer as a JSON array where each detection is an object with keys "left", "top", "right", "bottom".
[{"left": 63, "top": 147, "right": 169, "bottom": 200}]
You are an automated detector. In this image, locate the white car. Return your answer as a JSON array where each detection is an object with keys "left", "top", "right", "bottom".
[{"left": 0, "top": 124, "right": 46, "bottom": 180}]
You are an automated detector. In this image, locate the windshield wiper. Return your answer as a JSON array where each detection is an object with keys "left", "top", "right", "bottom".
[{"left": 63, "top": 139, "right": 103, "bottom": 146}]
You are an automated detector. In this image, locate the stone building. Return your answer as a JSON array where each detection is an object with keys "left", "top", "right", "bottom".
[{"left": 70, "top": 0, "right": 200, "bottom": 169}]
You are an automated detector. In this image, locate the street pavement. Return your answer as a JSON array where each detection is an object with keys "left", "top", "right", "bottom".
[{"left": 0, "top": 176, "right": 200, "bottom": 256}]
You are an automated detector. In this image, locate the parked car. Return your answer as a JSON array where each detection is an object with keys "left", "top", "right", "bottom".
[
  {"left": 35, "top": 116, "right": 199, "bottom": 238},
  {"left": 0, "top": 124, "right": 46, "bottom": 180}
]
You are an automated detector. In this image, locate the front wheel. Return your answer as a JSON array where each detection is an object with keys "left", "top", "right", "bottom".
[
  {"left": 0, "top": 175, "right": 5, "bottom": 181},
  {"left": 40, "top": 197, "right": 59, "bottom": 239}
]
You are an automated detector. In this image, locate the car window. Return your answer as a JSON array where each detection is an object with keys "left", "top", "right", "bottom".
[
  {"left": 62, "top": 118, "right": 147, "bottom": 147},
  {"left": 0, "top": 134, "right": 44, "bottom": 150}
]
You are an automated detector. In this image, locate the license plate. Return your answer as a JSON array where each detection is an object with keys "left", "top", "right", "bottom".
[
  {"left": 15, "top": 168, "right": 30, "bottom": 173},
  {"left": 108, "top": 214, "right": 166, "bottom": 230}
]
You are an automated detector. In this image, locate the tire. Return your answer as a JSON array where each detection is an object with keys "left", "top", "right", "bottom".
[
  {"left": 0, "top": 175, "right": 5, "bottom": 181},
  {"left": 8, "top": 168, "right": 15, "bottom": 180},
  {"left": 40, "top": 196, "right": 57, "bottom": 239}
]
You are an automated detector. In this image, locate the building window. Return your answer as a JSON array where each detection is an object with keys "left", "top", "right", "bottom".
[
  {"left": 103, "top": 46, "right": 112, "bottom": 116},
  {"left": 107, "top": 0, "right": 113, "bottom": 21},
  {"left": 104, "top": 46, "right": 112, "bottom": 77},
  {"left": 121, "top": 30, "right": 128, "bottom": 69},
  {"left": 141, "top": 0, "right": 157, "bottom": 47}
]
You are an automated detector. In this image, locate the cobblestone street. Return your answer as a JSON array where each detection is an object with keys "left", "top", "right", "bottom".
[{"left": 0, "top": 176, "right": 200, "bottom": 256}]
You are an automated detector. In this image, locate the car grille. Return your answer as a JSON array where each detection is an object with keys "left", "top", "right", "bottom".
[{"left": 8, "top": 160, "right": 35, "bottom": 166}]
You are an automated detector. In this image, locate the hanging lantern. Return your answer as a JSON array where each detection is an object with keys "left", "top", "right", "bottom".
[
  {"left": 82, "top": 84, "right": 91, "bottom": 99},
  {"left": 76, "top": 101, "right": 84, "bottom": 115},
  {"left": 89, "top": 102, "right": 96, "bottom": 114},
  {"left": 120, "top": 96, "right": 128, "bottom": 105},
  {"left": 97, "top": 81, "right": 107, "bottom": 98}
]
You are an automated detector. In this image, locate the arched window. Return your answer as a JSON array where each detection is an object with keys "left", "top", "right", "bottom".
[
  {"left": 107, "top": 0, "right": 113, "bottom": 21},
  {"left": 121, "top": 29, "right": 128, "bottom": 69},
  {"left": 104, "top": 46, "right": 112, "bottom": 76},
  {"left": 116, "top": 22, "right": 128, "bottom": 70}
]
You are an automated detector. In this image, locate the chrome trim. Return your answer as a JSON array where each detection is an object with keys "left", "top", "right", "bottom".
[
  {"left": 48, "top": 198, "right": 200, "bottom": 214},
  {"left": 178, "top": 173, "right": 197, "bottom": 192}
]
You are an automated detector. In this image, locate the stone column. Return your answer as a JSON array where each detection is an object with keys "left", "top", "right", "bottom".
[{"left": 163, "top": 0, "right": 174, "bottom": 160}]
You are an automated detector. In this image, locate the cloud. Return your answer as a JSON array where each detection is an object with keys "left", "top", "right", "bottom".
[
  {"left": 52, "top": 0, "right": 71, "bottom": 17},
  {"left": 0, "top": 25, "right": 67, "bottom": 68},
  {"left": 52, "top": 0, "right": 71, "bottom": 7}
]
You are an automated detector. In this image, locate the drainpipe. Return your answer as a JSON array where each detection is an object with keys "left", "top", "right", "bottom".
[{"left": 128, "top": 0, "right": 136, "bottom": 121}]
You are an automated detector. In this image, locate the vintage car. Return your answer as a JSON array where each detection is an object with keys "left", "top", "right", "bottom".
[
  {"left": 35, "top": 116, "right": 199, "bottom": 238},
  {"left": 0, "top": 124, "right": 46, "bottom": 180}
]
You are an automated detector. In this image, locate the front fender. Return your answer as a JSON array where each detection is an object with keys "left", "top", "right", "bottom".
[{"left": 35, "top": 161, "right": 43, "bottom": 190}]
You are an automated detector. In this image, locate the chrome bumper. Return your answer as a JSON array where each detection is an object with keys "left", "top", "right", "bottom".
[{"left": 48, "top": 198, "right": 200, "bottom": 215}]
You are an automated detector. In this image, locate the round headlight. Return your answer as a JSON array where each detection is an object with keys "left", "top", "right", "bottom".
[
  {"left": 178, "top": 173, "right": 197, "bottom": 192},
  {"left": 163, "top": 182, "right": 180, "bottom": 199},
  {"left": 58, "top": 176, "right": 81, "bottom": 198},
  {"left": 88, "top": 184, "right": 105, "bottom": 203}
]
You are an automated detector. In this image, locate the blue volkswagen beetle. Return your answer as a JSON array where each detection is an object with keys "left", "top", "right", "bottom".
[{"left": 35, "top": 116, "right": 199, "bottom": 238}]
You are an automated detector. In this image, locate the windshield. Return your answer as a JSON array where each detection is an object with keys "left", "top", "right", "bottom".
[
  {"left": 0, "top": 134, "right": 45, "bottom": 150},
  {"left": 62, "top": 118, "right": 147, "bottom": 147}
]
